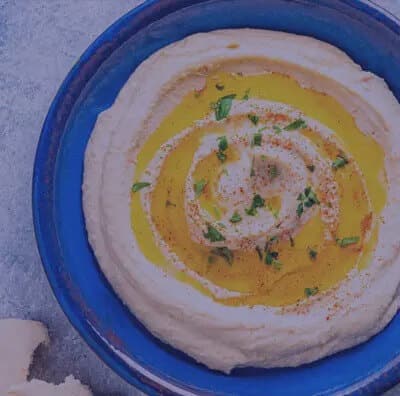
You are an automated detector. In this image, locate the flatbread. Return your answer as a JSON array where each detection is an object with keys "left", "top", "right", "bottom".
[
  {"left": 7, "top": 375, "right": 92, "bottom": 396},
  {"left": 0, "top": 319, "right": 49, "bottom": 395}
]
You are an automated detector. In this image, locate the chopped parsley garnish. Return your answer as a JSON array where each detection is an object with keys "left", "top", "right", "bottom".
[
  {"left": 252, "top": 132, "right": 262, "bottom": 146},
  {"left": 332, "top": 153, "right": 349, "bottom": 170},
  {"left": 215, "top": 83, "right": 225, "bottom": 91},
  {"left": 245, "top": 194, "right": 265, "bottom": 216},
  {"left": 268, "top": 164, "right": 279, "bottom": 180},
  {"left": 306, "top": 164, "right": 315, "bottom": 172},
  {"left": 132, "top": 182, "right": 151, "bottom": 192},
  {"left": 245, "top": 207, "right": 257, "bottom": 216},
  {"left": 194, "top": 179, "right": 207, "bottom": 198},
  {"left": 242, "top": 88, "right": 250, "bottom": 100},
  {"left": 268, "top": 235, "right": 279, "bottom": 243},
  {"left": 258, "top": 126, "right": 268, "bottom": 133},
  {"left": 203, "top": 224, "right": 225, "bottom": 242},
  {"left": 210, "top": 247, "right": 234, "bottom": 265},
  {"left": 273, "top": 125, "right": 282, "bottom": 134},
  {"left": 305, "top": 287, "right": 319, "bottom": 297},
  {"left": 265, "top": 250, "right": 282, "bottom": 270},
  {"left": 308, "top": 248, "right": 318, "bottom": 260},
  {"left": 252, "top": 194, "right": 265, "bottom": 208},
  {"left": 296, "top": 203, "right": 304, "bottom": 217},
  {"left": 265, "top": 250, "right": 278, "bottom": 264},
  {"left": 217, "top": 151, "right": 227, "bottom": 162},
  {"left": 214, "top": 94, "right": 236, "bottom": 120},
  {"left": 337, "top": 236, "right": 360, "bottom": 248},
  {"left": 263, "top": 236, "right": 282, "bottom": 270},
  {"left": 297, "top": 186, "right": 320, "bottom": 217},
  {"left": 230, "top": 212, "right": 242, "bottom": 223},
  {"left": 284, "top": 118, "right": 307, "bottom": 131},
  {"left": 216, "top": 136, "right": 228, "bottom": 163},
  {"left": 248, "top": 114, "right": 259, "bottom": 125},
  {"left": 218, "top": 136, "right": 228, "bottom": 151}
]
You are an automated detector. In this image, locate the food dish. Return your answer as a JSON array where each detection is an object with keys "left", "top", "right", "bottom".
[
  {"left": 33, "top": 1, "right": 400, "bottom": 394},
  {"left": 83, "top": 28, "right": 400, "bottom": 373}
]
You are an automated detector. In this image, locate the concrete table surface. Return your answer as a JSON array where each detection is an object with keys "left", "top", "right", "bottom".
[{"left": 1, "top": 1, "right": 399, "bottom": 395}]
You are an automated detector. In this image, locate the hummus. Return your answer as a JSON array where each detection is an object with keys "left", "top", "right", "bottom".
[{"left": 83, "top": 29, "right": 400, "bottom": 372}]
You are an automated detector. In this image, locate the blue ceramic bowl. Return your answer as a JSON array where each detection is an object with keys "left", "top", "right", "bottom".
[{"left": 33, "top": 1, "right": 400, "bottom": 395}]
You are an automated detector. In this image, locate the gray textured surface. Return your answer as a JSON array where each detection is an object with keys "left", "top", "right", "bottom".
[{"left": 0, "top": 1, "right": 400, "bottom": 395}]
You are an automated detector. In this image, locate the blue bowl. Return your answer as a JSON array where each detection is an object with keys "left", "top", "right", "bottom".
[{"left": 33, "top": 1, "right": 400, "bottom": 394}]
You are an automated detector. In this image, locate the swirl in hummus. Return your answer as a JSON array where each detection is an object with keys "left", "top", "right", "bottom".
[{"left": 83, "top": 30, "right": 400, "bottom": 372}]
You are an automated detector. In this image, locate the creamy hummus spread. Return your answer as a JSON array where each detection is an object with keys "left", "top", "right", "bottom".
[{"left": 83, "top": 29, "right": 400, "bottom": 372}]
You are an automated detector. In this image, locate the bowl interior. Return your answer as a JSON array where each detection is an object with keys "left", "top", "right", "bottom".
[{"left": 34, "top": 0, "right": 400, "bottom": 395}]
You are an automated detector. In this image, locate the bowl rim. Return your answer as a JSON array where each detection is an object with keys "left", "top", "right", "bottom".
[{"left": 32, "top": 0, "right": 400, "bottom": 395}]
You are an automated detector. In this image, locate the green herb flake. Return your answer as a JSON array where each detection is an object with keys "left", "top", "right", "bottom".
[
  {"left": 132, "top": 182, "right": 151, "bottom": 192},
  {"left": 273, "top": 125, "right": 282, "bottom": 134},
  {"left": 242, "top": 88, "right": 250, "bottom": 100},
  {"left": 268, "top": 164, "right": 279, "bottom": 180},
  {"left": 306, "top": 164, "right": 315, "bottom": 172},
  {"left": 268, "top": 235, "right": 279, "bottom": 244},
  {"left": 210, "top": 247, "right": 234, "bottom": 265},
  {"left": 248, "top": 114, "right": 259, "bottom": 125},
  {"left": 217, "top": 136, "right": 228, "bottom": 151},
  {"left": 230, "top": 212, "right": 242, "bottom": 223},
  {"left": 217, "top": 151, "right": 227, "bottom": 163},
  {"left": 305, "top": 287, "right": 319, "bottom": 297},
  {"left": 258, "top": 126, "right": 268, "bottom": 133},
  {"left": 297, "top": 186, "right": 319, "bottom": 217},
  {"left": 296, "top": 203, "right": 304, "bottom": 218},
  {"left": 194, "top": 179, "right": 207, "bottom": 198},
  {"left": 265, "top": 250, "right": 279, "bottom": 265},
  {"left": 337, "top": 236, "right": 360, "bottom": 248},
  {"left": 265, "top": 250, "right": 282, "bottom": 270},
  {"left": 308, "top": 248, "right": 318, "bottom": 260},
  {"left": 216, "top": 136, "right": 229, "bottom": 163},
  {"left": 253, "top": 194, "right": 265, "bottom": 208},
  {"left": 305, "top": 189, "right": 319, "bottom": 206},
  {"left": 215, "top": 83, "right": 225, "bottom": 91},
  {"left": 214, "top": 94, "right": 236, "bottom": 120},
  {"left": 203, "top": 224, "right": 226, "bottom": 242},
  {"left": 245, "top": 207, "right": 257, "bottom": 216},
  {"left": 246, "top": 194, "right": 265, "bottom": 216},
  {"left": 284, "top": 118, "right": 307, "bottom": 131},
  {"left": 332, "top": 154, "right": 349, "bottom": 170},
  {"left": 252, "top": 132, "right": 262, "bottom": 146}
]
